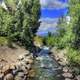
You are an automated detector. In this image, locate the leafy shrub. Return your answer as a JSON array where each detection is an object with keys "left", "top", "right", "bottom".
[
  {"left": 66, "top": 47, "right": 80, "bottom": 66},
  {"left": 0, "top": 37, "right": 8, "bottom": 46}
]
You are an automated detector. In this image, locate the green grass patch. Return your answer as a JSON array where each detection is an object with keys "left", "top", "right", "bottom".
[
  {"left": 67, "top": 47, "right": 80, "bottom": 66},
  {"left": 0, "top": 37, "right": 8, "bottom": 46}
]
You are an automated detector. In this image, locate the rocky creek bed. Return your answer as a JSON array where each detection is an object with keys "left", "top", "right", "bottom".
[
  {"left": 0, "top": 50, "right": 34, "bottom": 80},
  {"left": 0, "top": 46, "right": 80, "bottom": 80}
]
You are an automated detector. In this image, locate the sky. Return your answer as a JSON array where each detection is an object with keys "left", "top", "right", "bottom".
[
  {"left": 37, "top": 0, "right": 68, "bottom": 36},
  {"left": 40, "top": 0, "right": 68, "bottom": 9},
  {"left": 40, "top": 0, "right": 68, "bottom": 19}
]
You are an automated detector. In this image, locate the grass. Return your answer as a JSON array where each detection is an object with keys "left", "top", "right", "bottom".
[
  {"left": 66, "top": 47, "right": 80, "bottom": 66},
  {"left": 0, "top": 37, "right": 8, "bottom": 46}
]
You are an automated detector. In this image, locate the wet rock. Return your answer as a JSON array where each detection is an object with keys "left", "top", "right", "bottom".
[
  {"left": 4, "top": 73, "right": 14, "bottom": 80},
  {"left": 62, "top": 73, "right": 73, "bottom": 78}
]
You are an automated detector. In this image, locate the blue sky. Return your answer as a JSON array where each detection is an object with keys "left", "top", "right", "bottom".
[
  {"left": 41, "top": 8, "right": 68, "bottom": 18},
  {"left": 37, "top": 0, "right": 68, "bottom": 36},
  {"left": 40, "top": 0, "right": 68, "bottom": 18},
  {"left": 59, "top": 0, "right": 68, "bottom": 3}
]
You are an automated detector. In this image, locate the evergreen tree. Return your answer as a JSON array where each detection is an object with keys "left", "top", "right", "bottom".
[{"left": 0, "top": 0, "right": 41, "bottom": 49}]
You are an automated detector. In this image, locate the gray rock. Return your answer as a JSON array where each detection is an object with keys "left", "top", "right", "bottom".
[
  {"left": 0, "top": 64, "right": 3, "bottom": 69},
  {"left": 17, "top": 72, "right": 25, "bottom": 77},
  {"left": 76, "top": 75, "right": 80, "bottom": 80},
  {"left": 4, "top": 73, "right": 14, "bottom": 80},
  {"left": 65, "top": 78, "right": 72, "bottom": 80},
  {"left": 63, "top": 67, "right": 69, "bottom": 73},
  {"left": 18, "top": 55, "right": 24, "bottom": 61},
  {"left": 14, "top": 76, "right": 26, "bottom": 80},
  {"left": 12, "top": 69, "right": 18, "bottom": 75},
  {"left": 25, "top": 64, "right": 31, "bottom": 70},
  {"left": 62, "top": 73, "right": 73, "bottom": 78},
  {"left": 24, "top": 59, "right": 33, "bottom": 64},
  {"left": 14, "top": 72, "right": 26, "bottom": 80},
  {"left": 0, "top": 73, "right": 4, "bottom": 80},
  {"left": 21, "top": 66, "right": 28, "bottom": 75},
  {"left": 24, "top": 52, "right": 30, "bottom": 57}
]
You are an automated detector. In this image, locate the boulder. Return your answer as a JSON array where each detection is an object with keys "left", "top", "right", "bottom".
[
  {"left": 76, "top": 75, "right": 80, "bottom": 80},
  {"left": 2, "top": 65, "right": 11, "bottom": 75},
  {"left": 18, "top": 55, "right": 24, "bottom": 61},
  {"left": 25, "top": 55, "right": 33, "bottom": 60},
  {"left": 21, "top": 66, "right": 28, "bottom": 75},
  {"left": 10, "top": 64, "right": 16, "bottom": 70},
  {"left": 62, "top": 73, "right": 73, "bottom": 78},
  {"left": 65, "top": 78, "right": 72, "bottom": 80},
  {"left": 4, "top": 73, "right": 14, "bottom": 80},
  {"left": 0, "top": 73, "right": 4, "bottom": 80},
  {"left": 24, "top": 52, "right": 30, "bottom": 57},
  {"left": 14, "top": 72, "right": 26, "bottom": 80},
  {"left": 24, "top": 59, "right": 33, "bottom": 64},
  {"left": 28, "top": 69, "right": 35, "bottom": 77},
  {"left": 25, "top": 64, "right": 31, "bottom": 70},
  {"left": 63, "top": 67, "right": 69, "bottom": 73}
]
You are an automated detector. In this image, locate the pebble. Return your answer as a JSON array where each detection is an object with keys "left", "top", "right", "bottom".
[{"left": 4, "top": 73, "right": 14, "bottom": 80}]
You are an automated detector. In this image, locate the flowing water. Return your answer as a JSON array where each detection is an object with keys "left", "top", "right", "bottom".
[
  {"left": 32, "top": 47, "right": 62, "bottom": 80},
  {"left": 33, "top": 0, "right": 68, "bottom": 79}
]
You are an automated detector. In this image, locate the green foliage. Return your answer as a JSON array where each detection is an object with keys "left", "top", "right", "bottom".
[
  {"left": 67, "top": 47, "right": 80, "bottom": 66},
  {"left": 0, "top": 37, "right": 8, "bottom": 46},
  {"left": 0, "top": 0, "right": 40, "bottom": 48}
]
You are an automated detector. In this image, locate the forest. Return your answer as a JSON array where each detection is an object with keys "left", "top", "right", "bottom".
[{"left": 0, "top": 0, "right": 80, "bottom": 80}]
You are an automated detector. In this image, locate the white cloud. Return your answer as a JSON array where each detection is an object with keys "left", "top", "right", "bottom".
[
  {"left": 40, "top": 0, "right": 68, "bottom": 9},
  {"left": 40, "top": 0, "right": 47, "bottom": 6}
]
